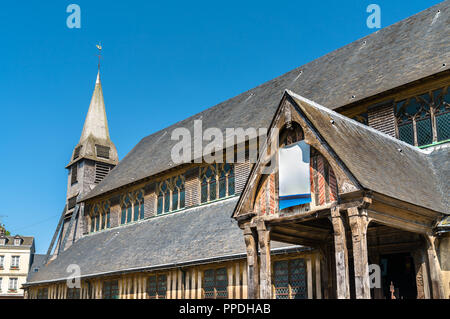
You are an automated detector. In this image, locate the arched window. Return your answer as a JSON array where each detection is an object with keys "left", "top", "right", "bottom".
[
  {"left": 395, "top": 86, "right": 450, "bottom": 146},
  {"left": 94, "top": 205, "right": 100, "bottom": 232},
  {"left": 90, "top": 201, "right": 111, "bottom": 233},
  {"left": 121, "top": 195, "right": 131, "bottom": 225},
  {"left": 120, "top": 190, "right": 145, "bottom": 225},
  {"left": 134, "top": 190, "right": 145, "bottom": 221},
  {"left": 200, "top": 164, "right": 235, "bottom": 204},
  {"left": 103, "top": 201, "right": 110, "bottom": 229},
  {"left": 157, "top": 175, "right": 185, "bottom": 215}
]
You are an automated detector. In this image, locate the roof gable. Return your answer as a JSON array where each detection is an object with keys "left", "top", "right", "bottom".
[{"left": 287, "top": 91, "right": 449, "bottom": 213}]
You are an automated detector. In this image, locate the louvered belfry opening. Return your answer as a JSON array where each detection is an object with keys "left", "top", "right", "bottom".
[
  {"left": 73, "top": 146, "right": 82, "bottom": 160},
  {"left": 95, "top": 144, "right": 110, "bottom": 159},
  {"left": 95, "top": 162, "right": 111, "bottom": 184}
]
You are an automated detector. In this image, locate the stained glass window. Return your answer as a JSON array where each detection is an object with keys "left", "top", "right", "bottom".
[
  {"left": 147, "top": 275, "right": 167, "bottom": 299},
  {"left": 395, "top": 86, "right": 450, "bottom": 146},
  {"left": 203, "top": 268, "right": 228, "bottom": 299},
  {"left": 273, "top": 258, "right": 307, "bottom": 299},
  {"left": 120, "top": 191, "right": 145, "bottom": 224},
  {"left": 90, "top": 216, "right": 95, "bottom": 232},
  {"left": 156, "top": 176, "right": 185, "bottom": 214},
  {"left": 200, "top": 164, "right": 235, "bottom": 203},
  {"left": 102, "top": 280, "right": 119, "bottom": 299},
  {"left": 121, "top": 207, "right": 126, "bottom": 225},
  {"left": 95, "top": 214, "right": 99, "bottom": 232},
  {"left": 37, "top": 288, "right": 48, "bottom": 299},
  {"left": 67, "top": 288, "right": 80, "bottom": 299}
]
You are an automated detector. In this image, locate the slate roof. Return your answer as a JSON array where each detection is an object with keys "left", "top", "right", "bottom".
[
  {"left": 83, "top": 1, "right": 450, "bottom": 201},
  {"left": 27, "top": 254, "right": 47, "bottom": 282},
  {"left": 287, "top": 91, "right": 449, "bottom": 214},
  {"left": 0, "top": 236, "right": 34, "bottom": 248},
  {"left": 26, "top": 198, "right": 301, "bottom": 284}
]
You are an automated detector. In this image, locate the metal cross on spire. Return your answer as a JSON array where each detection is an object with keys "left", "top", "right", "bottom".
[{"left": 96, "top": 42, "right": 102, "bottom": 71}]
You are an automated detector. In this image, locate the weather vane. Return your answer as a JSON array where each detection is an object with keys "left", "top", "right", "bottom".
[{"left": 96, "top": 42, "right": 102, "bottom": 71}]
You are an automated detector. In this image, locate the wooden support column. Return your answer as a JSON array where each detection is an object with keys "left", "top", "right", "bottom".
[
  {"left": 167, "top": 272, "right": 172, "bottom": 299},
  {"left": 307, "top": 258, "right": 313, "bottom": 299},
  {"left": 197, "top": 269, "right": 203, "bottom": 299},
  {"left": 127, "top": 277, "right": 131, "bottom": 299},
  {"left": 133, "top": 275, "right": 137, "bottom": 299},
  {"left": 244, "top": 225, "right": 259, "bottom": 299},
  {"left": 136, "top": 276, "right": 140, "bottom": 299},
  {"left": 185, "top": 270, "right": 190, "bottom": 299},
  {"left": 191, "top": 269, "right": 196, "bottom": 299},
  {"left": 142, "top": 275, "right": 147, "bottom": 299},
  {"left": 412, "top": 249, "right": 430, "bottom": 299},
  {"left": 117, "top": 278, "right": 123, "bottom": 299},
  {"left": 348, "top": 207, "right": 371, "bottom": 299},
  {"left": 171, "top": 270, "right": 177, "bottom": 299},
  {"left": 235, "top": 263, "right": 241, "bottom": 299},
  {"left": 331, "top": 206, "right": 350, "bottom": 299},
  {"left": 426, "top": 235, "right": 445, "bottom": 299},
  {"left": 242, "top": 261, "right": 248, "bottom": 299},
  {"left": 257, "top": 220, "right": 272, "bottom": 299},
  {"left": 227, "top": 265, "right": 234, "bottom": 299},
  {"left": 315, "top": 253, "right": 322, "bottom": 299},
  {"left": 177, "top": 269, "right": 183, "bottom": 299}
]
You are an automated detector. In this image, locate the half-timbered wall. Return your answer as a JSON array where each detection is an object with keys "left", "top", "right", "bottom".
[
  {"left": 253, "top": 150, "right": 338, "bottom": 217},
  {"left": 27, "top": 250, "right": 320, "bottom": 299}
]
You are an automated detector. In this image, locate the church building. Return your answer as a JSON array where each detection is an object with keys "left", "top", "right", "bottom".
[{"left": 25, "top": 1, "right": 449, "bottom": 299}]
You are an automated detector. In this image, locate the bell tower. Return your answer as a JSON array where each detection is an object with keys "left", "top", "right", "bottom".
[{"left": 52, "top": 70, "right": 118, "bottom": 256}]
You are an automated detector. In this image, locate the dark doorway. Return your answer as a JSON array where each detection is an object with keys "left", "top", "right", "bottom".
[{"left": 380, "top": 253, "right": 417, "bottom": 299}]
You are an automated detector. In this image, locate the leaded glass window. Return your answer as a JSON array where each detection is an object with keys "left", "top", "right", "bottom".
[
  {"left": 90, "top": 201, "right": 111, "bottom": 233},
  {"left": 37, "top": 288, "right": 48, "bottom": 299},
  {"left": 273, "top": 258, "right": 307, "bottom": 299},
  {"left": 102, "top": 280, "right": 119, "bottom": 299},
  {"left": 200, "top": 164, "right": 235, "bottom": 204},
  {"left": 203, "top": 268, "right": 228, "bottom": 299},
  {"left": 120, "top": 190, "right": 145, "bottom": 224},
  {"left": 67, "top": 288, "right": 80, "bottom": 299},
  {"left": 395, "top": 86, "right": 450, "bottom": 146},
  {"left": 156, "top": 175, "right": 185, "bottom": 214},
  {"left": 147, "top": 274, "right": 167, "bottom": 299}
]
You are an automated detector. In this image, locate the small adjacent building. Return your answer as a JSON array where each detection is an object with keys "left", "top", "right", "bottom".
[{"left": 0, "top": 227, "right": 36, "bottom": 299}]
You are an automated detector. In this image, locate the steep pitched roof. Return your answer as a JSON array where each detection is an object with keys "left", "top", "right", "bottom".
[
  {"left": 67, "top": 71, "right": 118, "bottom": 168},
  {"left": 287, "top": 91, "right": 449, "bottom": 214},
  {"left": 83, "top": 1, "right": 449, "bottom": 201},
  {"left": 26, "top": 198, "right": 299, "bottom": 285},
  {"left": 27, "top": 254, "right": 47, "bottom": 282}
]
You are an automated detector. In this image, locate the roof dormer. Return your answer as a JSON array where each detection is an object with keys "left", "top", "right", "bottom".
[{"left": 13, "top": 235, "right": 23, "bottom": 246}]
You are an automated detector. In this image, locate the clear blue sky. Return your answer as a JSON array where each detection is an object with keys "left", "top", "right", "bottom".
[{"left": 0, "top": 0, "right": 441, "bottom": 253}]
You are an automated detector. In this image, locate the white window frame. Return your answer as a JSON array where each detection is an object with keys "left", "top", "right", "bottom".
[
  {"left": 9, "top": 278, "right": 18, "bottom": 291},
  {"left": 14, "top": 238, "right": 21, "bottom": 246},
  {"left": 0, "top": 238, "right": 6, "bottom": 245},
  {"left": 0, "top": 255, "right": 4, "bottom": 268},
  {"left": 11, "top": 256, "right": 20, "bottom": 268},
  {"left": 0, "top": 277, "right": 2, "bottom": 292}
]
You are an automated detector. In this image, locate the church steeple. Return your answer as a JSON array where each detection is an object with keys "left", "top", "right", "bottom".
[
  {"left": 79, "top": 71, "right": 110, "bottom": 142},
  {"left": 66, "top": 71, "right": 118, "bottom": 170},
  {"left": 51, "top": 59, "right": 119, "bottom": 256}
]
